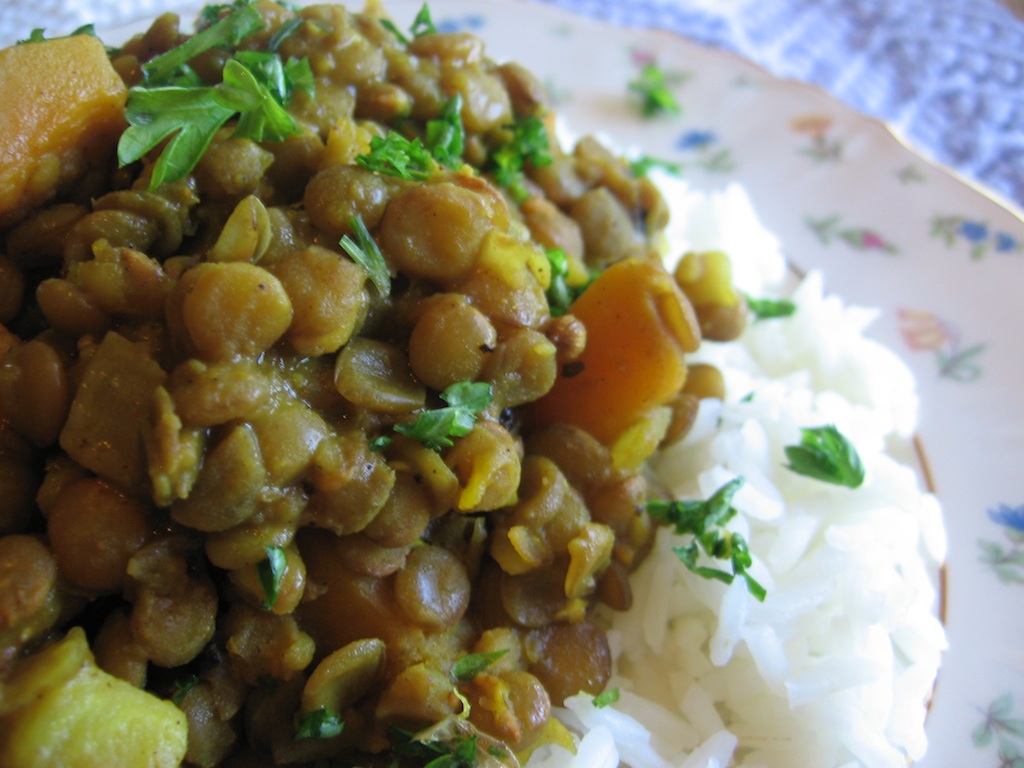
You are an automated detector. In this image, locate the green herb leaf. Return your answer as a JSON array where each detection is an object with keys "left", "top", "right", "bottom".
[
  {"left": 592, "top": 688, "right": 620, "bottom": 708},
  {"left": 266, "top": 17, "right": 306, "bottom": 51},
  {"left": 381, "top": 3, "right": 437, "bottom": 45},
  {"left": 426, "top": 94, "right": 466, "bottom": 169},
  {"left": 544, "top": 248, "right": 592, "bottom": 316},
  {"left": 392, "top": 728, "right": 478, "bottom": 767},
  {"left": 295, "top": 707, "right": 344, "bottom": 740},
  {"left": 784, "top": 425, "right": 865, "bottom": 488},
  {"left": 218, "top": 58, "right": 300, "bottom": 142},
  {"left": 118, "top": 86, "right": 235, "bottom": 189},
  {"left": 340, "top": 215, "right": 391, "bottom": 296},
  {"left": 257, "top": 545, "right": 287, "bottom": 609},
  {"left": 451, "top": 650, "right": 507, "bottom": 683},
  {"left": 487, "top": 115, "right": 552, "bottom": 202},
  {"left": 120, "top": 51, "right": 306, "bottom": 189},
  {"left": 356, "top": 132, "right": 435, "bottom": 181},
  {"left": 170, "top": 674, "right": 199, "bottom": 705},
  {"left": 369, "top": 435, "right": 393, "bottom": 452},
  {"left": 628, "top": 63, "right": 682, "bottom": 118},
  {"left": 233, "top": 50, "right": 314, "bottom": 106},
  {"left": 143, "top": 5, "right": 264, "bottom": 85},
  {"left": 744, "top": 294, "right": 797, "bottom": 321},
  {"left": 17, "top": 24, "right": 97, "bottom": 44},
  {"left": 647, "top": 477, "right": 766, "bottom": 601},
  {"left": 394, "top": 381, "right": 492, "bottom": 451},
  {"left": 629, "top": 154, "right": 682, "bottom": 177}
]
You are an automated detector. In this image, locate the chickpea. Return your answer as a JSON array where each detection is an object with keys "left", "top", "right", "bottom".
[
  {"left": 48, "top": 477, "right": 153, "bottom": 593},
  {"left": 407, "top": 293, "right": 497, "bottom": 391},
  {"left": 378, "top": 181, "right": 494, "bottom": 282},
  {"left": 170, "top": 262, "right": 293, "bottom": 362},
  {"left": 269, "top": 245, "right": 369, "bottom": 356},
  {"left": 393, "top": 544, "right": 471, "bottom": 631},
  {"left": 0, "top": 256, "right": 25, "bottom": 324},
  {"left": 0, "top": 338, "right": 71, "bottom": 448},
  {"left": 127, "top": 537, "right": 218, "bottom": 668},
  {"left": 304, "top": 164, "right": 393, "bottom": 238}
]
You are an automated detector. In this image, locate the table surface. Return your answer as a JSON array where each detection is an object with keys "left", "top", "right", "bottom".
[{"left": 1, "top": 0, "right": 1022, "bottom": 215}]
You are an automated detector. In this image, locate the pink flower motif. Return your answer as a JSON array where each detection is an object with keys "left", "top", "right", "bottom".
[{"left": 859, "top": 230, "right": 889, "bottom": 250}]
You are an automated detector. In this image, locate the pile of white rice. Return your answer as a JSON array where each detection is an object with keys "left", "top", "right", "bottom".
[{"left": 524, "top": 177, "right": 948, "bottom": 768}]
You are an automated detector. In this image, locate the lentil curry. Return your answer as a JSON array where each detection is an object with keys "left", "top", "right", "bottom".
[{"left": 0, "top": 2, "right": 747, "bottom": 765}]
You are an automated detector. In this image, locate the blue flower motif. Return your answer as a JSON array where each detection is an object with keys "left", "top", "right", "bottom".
[
  {"left": 958, "top": 219, "right": 989, "bottom": 243},
  {"left": 676, "top": 130, "right": 716, "bottom": 151},
  {"left": 988, "top": 503, "right": 1024, "bottom": 532},
  {"left": 995, "top": 232, "right": 1019, "bottom": 252},
  {"left": 436, "top": 15, "right": 486, "bottom": 33}
]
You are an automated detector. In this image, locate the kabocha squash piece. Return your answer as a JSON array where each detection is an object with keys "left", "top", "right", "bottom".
[
  {"left": 0, "top": 35, "right": 127, "bottom": 225},
  {"left": 0, "top": 627, "right": 187, "bottom": 768},
  {"left": 525, "top": 257, "right": 700, "bottom": 444}
]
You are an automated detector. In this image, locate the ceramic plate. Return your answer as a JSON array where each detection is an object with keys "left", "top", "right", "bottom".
[
  {"left": 58, "top": 0, "right": 1024, "bottom": 764},
  {"left": 375, "top": 2, "right": 1022, "bottom": 765}
]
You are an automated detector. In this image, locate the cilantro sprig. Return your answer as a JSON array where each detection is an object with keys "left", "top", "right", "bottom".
[
  {"left": 394, "top": 381, "right": 493, "bottom": 451},
  {"left": 142, "top": 5, "right": 264, "bottom": 85},
  {"left": 745, "top": 294, "right": 797, "bottom": 321},
  {"left": 450, "top": 650, "right": 507, "bottom": 684},
  {"left": 340, "top": 215, "right": 391, "bottom": 296},
  {"left": 592, "top": 688, "right": 620, "bottom": 708},
  {"left": 647, "top": 477, "right": 766, "bottom": 601},
  {"left": 628, "top": 63, "right": 682, "bottom": 118},
  {"left": 256, "top": 545, "right": 287, "bottom": 609},
  {"left": 392, "top": 728, "right": 478, "bottom": 768},
  {"left": 295, "top": 707, "right": 344, "bottom": 740},
  {"left": 118, "top": 6, "right": 313, "bottom": 190},
  {"left": 784, "top": 425, "right": 865, "bottom": 488}
]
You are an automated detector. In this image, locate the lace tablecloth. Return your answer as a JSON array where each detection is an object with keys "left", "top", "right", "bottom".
[{"left": 1, "top": 0, "right": 1022, "bottom": 213}]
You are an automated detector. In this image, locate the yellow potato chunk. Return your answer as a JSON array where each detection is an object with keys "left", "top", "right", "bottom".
[
  {"left": 0, "top": 36, "right": 127, "bottom": 224},
  {"left": 0, "top": 627, "right": 187, "bottom": 768}
]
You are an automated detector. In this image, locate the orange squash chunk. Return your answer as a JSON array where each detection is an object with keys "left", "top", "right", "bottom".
[
  {"left": 0, "top": 35, "right": 127, "bottom": 223},
  {"left": 526, "top": 257, "right": 700, "bottom": 444}
]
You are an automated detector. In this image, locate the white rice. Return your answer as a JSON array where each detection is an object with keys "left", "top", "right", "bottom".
[{"left": 524, "top": 175, "right": 947, "bottom": 768}]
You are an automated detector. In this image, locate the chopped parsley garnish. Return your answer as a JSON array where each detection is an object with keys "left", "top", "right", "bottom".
[
  {"left": 355, "top": 94, "right": 464, "bottom": 181},
  {"left": 629, "top": 154, "right": 682, "bottom": 177},
  {"left": 745, "top": 294, "right": 797, "bottom": 321},
  {"left": 394, "top": 381, "right": 493, "bottom": 451},
  {"left": 295, "top": 707, "right": 344, "bottom": 740},
  {"left": 487, "top": 115, "right": 552, "bottom": 202},
  {"left": 592, "top": 688, "right": 620, "bottom": 708},
  {"left": 256, "top": 545, "right": 287, "bottom": 609},
  {"left": 450, "top": 650, "right": 507, "bottom": 684},
  {"left": 380, "top": 3, "right": 437, "bottom": 45},
  {"left": 392, "top": 728, "right": 478, "bottom": 768},
  {"left": 628, "top": 63, "right": 682, "bottom": 117},
  {"left": 426, "top": 94, "right": 466, "bottom": 169},
  {"left": 544, "top": 248, "right": 590, "bottom": 316},
  {"left": 356, "top": 132, "right": 435, "bottom": 181},
  {"left": 647, "top": 477, "right": 766, "bottom": 602},
  {"left": 340, "top": 215, "right": 391, "bottom": 296},
  {"left": 784, "top": 425, "right": 865, "bottom": 488},
  {"left": 170, "top": 674, "right": 199, "bottom": 705}
]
